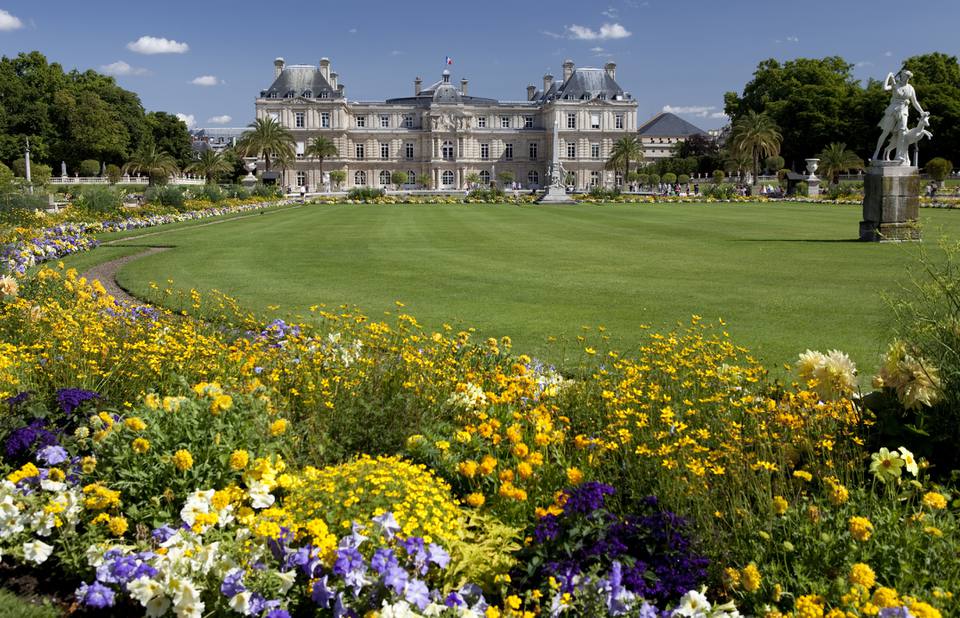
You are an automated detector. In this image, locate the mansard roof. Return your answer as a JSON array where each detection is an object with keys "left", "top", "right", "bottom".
[
  {"left": 385, "top": 70, "right": 499, "bottom": 107},
  {"left": 638, "top": 112, "right": 707, "bottom": 137},
  {"left": 554, "top": 68, "right": 625, "bottom": 101},
  {"left": 261, "top": 65, "right": 339, "bottom": 99}
]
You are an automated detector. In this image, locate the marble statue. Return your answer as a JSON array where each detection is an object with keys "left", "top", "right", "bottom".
[
  {"left": 888, "top": 111, "right": 932, "bottom": 167},
  {"left": 872, "top": 70, "right": 926, "bottom": 165}
]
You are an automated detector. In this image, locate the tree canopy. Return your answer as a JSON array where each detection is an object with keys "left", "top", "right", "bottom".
[{"left": 0, "top": 51, "right": 193, "bottom": 174}]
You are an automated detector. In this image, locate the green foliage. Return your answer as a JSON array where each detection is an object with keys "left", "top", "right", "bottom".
[
  {"left": 0, "top": 590, "right": 59, "bottom": 618},
  {"left": 818, "top": 142, "right": 865, "bottom": 185},
  {"left": 186, "top": 149, "right": 232, "bottom": 184},
  {"left": 677, "top": 174, "right": 690, "bottom": 185},
  {"left": 730, "top": 110, "right": 782, "bottom": 186},
  {"left": 497, "top": 171, "right": 515, "bottom": 186},
  {"left": 764, "top": 155, "right": 785, "bottom": 172},
  {"left": 902, "top": 53, "right": 960, "bottom": 165},
  {"left": 564, "top": 172, "right": 576, "bottom": 186},
  {"left": 712, "top": 169, "right": 726, "bottom": 183},
  {"left": 346, "top": 186, "right": 386, "bottom": 201},
  {"left": 0, "top": 192, "right": 49, "bottom": 225},
  {"left": 606, "top": 135, "right": 642, "bottom": 177},
  {"left": 441, "top": 512, "right": 522, "bottom": 593},
  {"left": 237, "top": 117, "right": 295, "bottom": 172},
  {"left": 224, "top": 184, "right": 251, "bottom": 200},
  {"left": 662, "top": 172, "right": 677, "bottom": 184},
  {"left": 194, "top": 184, "right": 224, "bottom": 203},
  {"left": 78, "top": 159, "right": 100, "bottom": 177},
  {"left": 649, "top": 173, "right": 661, "bottom": 185},
  {"left": 105, "top": 164, "right": 122, "bottom": 184},
  {"left": 329, "top": 169, "right": 346, "bottom": 189},
  {"left": 73, "top": 186, "right": 124, "bottom": 216},
  {"left": 144, "top": 185, "right": 186, "bottom": 210},
  {"left": 0, "top": 162, "right": 14, "bottom": 190},
  {"left": 252, "top": 183, "right": 281, "bottom": 199},
  {"left": 703, "top": 183, "right": 736, "bottom": 199},
  {"left": 925, "top": 157, "right": 953, "bottom": 183},
  {"left": 467, "top": 188, "right": 505, "bottom": 201},
  {"left": 124, "top": 145, "right": 179, "bottom": 185},
  {"left": 795, "top": 181, "right": 809, "bottom": 196},
  {"left": 391, "top": 170, "right": 409, "bottom": 188},
  {"left": 146, "top": 111, "right": 193, "bottom": 167}
]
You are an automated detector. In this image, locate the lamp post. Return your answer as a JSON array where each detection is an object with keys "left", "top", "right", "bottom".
[{"left": 25, "top": 138, "right": 32, "bottom": 194}]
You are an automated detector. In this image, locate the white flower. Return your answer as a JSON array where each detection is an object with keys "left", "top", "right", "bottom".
[
  {"left": 277, "top": 569, "right": 297, "bottom": 593},
  {"left": 22, "top": 540, "right": 54, "bottom": 564},
  {"left": 229, "top": 591, "right": 253, "bottom": 615},
  {"left": 180, "top": 489, "right": 214, "bottom": 526},
  {"left": 145, "top": 594, "right": 172, "bottom": 618},
  {"left": 247, "top": 481, "right": 275, "bottom": 509},
  {"left": 898, "top": 446, "right": 919, "bottom": 476},
  {"left": 128, "top": 576, "right": 164, "bottom": 607},
  {"left": 40, "top": 479, "right": 65, "bottom": 492},
  {"left": 673, "top": 588, "right": 712, "bottom": 617}
]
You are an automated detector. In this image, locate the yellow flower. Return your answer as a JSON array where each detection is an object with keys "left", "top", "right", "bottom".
[
  {"left": 108, "top": 516, "right": 129, "bottom": 537},
  {"left": 922, "top": 491, "right": 947, "bottom": 510},
  {"left": 479, "top": 455, "right": 498, "bottom": 475},
  {"left": 210, "top": 394, "right": 233, "bottom": 415},
  {"left": 172, "top": 449, "right": 194, "bottom": 471},
  {"left": 131, "top": 438, "right": 150, "bottom": 454},
  {"left": 848, "top": 516, "right": 874, "bottom": 542},
  {"left": 506, "top": 595, "right": 522, "bottom": 610},
  {"left": 511, "top": 443, "right": 529, "bottom": 458},
  {"left": 435, "top": 440, "right": 450, "bottom": 451},
  {"left": 771, "top": 495, "right": 788, "bottom": 515},
  {"left": 849, "top": 563, "right": 876, "bottom": 589},
  {"left": 872, "top": 587, "right": 900, "bottom": 608},
  {"left": 144, "top": 393, "right": 160, "bottom": 410},
  {"left": 124, "top": 417, "right": 147, "bottom": 432},
  {"left": 566, "top": 467, "right": 584, "bottom": 485},
  {"left": 828, "top": 480, "right": 849, "bottom": 505},
  {"left": 229, "top": 450, "right": 250, "bottom": 471},
  {"left": 81, "top": 456, "right": 97, "bottom": 474},
  {"left": 466, "top": 493, "right": 485, "bottom": 507},
  {"left": 908, "top": 601, "right": 942, "bottom": 618},
  {"left": 741, "top": 562, "right": 761, "bottom": 593},
  {"left": 793, "top": 470, "right": 813, "bottom": 482},
  {"left": 269, "top": 418, "right": 288, "bottom": 436},
  {"left": 457, "top": 460, "right": 479, "bottom": 479},
  {"left": 924, "top": 526, "right": 943, "bottom": 537},
  {"left": 722, "top": 567, "right": 740, "bottom": 589},
  {"left": 795, "top": 594, "right": 825, "bottom": 618}
]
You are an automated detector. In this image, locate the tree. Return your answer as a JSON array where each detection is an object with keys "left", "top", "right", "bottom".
[
  {"left": 124, "top": 144, "right": 179, "bottom": 185},
  {"left": 105, "top": 164, "right": 122, "bottom": 184},
  {"left": 391, "top": 171, "right": 408, "bottom": 189},
  {"left": 564, "top": 172, "right": 576, "bottom": 186},
  {"left": 465, "top": 172, "right": 481, "bottom": 188},
  {"left": 678, "top": 174, "right": 690, "bottom": 185},
  {"left": 901, "top": 53, "right": 960, "bottom": 165},
  {"left": 146, "top": 112, "right": 193, "bottom": 168},
  {"left": 79, "top": 159, "right": 100, "bottom": 177},
  {"left": 662, "top": 172, "right": 677, "bottom": 184},
  {"left": 186, "top": 149, "right": 232, "bottom": 184},
  {"left": 497, "top": 171, "right": 514, "bottom": 187},
  {"left": 925, "top": 157, "right": 953, "bottom": 190},
  {"left": 729, "top": 110, "right": 782, "bottom": 187},
  {"left": 712, "top": 169, "right": 726, "bottom": 183},
  {"left": 305, "top": 136, "right": 338, "bottom": 182},
  {"left": 236, "top": 117, "right": 294, "bottom": 173},
  {"left": 764, "top": 156, "right": 785, "bottom": 173},
  {"left": 817, "top": 142, "right": 864, "bottom": 185},
  {"left": 607, "top": 136, "right": 642, "bottom": 179},
  {"left": 329, "top": 170, "right": 346, "bottom": 190}
]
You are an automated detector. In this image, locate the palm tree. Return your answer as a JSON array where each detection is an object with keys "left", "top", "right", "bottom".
[
  {"left": 236, "top": 117, "right": 294, "bottom": 173},
  {"left": 123, "top": 145, "right": 179, "bottom": 185},
  {"left": 817, "top": 142, "right": 864, "bottom": 185},
  {"left": 186, "top": 149, "right": 232, "bottom": 184},
  {"left": 730, "top": 111, "right": 782, "bottom": 188},
  {"left": 722, "top": 147, "right": 752, "bottom": 182},
  {"left": 305, "top": 136, "right": 338, "bottom": 185},
  {"left": 606, "top": 136, "right": 643, "bottom": 181}
]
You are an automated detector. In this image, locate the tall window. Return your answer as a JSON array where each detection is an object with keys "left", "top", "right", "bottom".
[
  {"left": 295, "top": 112, "right": 305, "bottom": 128},
  {"left": 524, "top": 116, "right": 534, "bottom": 129},
  {"left": 356, "top": 115, "right": 366, "bottom": 128},
  {"left": 504, "top": 143, "right": 513, "bottom": 160},
  {"left": 479, "top": 170, "right": 491, "bottom": 185},
  {"left": 566, "top": 143, "right": 576, "bottom": 159},
  {"left": 528, "top": 170, "right": 539, "bottom": 186},
  {"left": 590, "top": 171, "right": 600, "bottom": 187},
  {"left": 590, "top": 113, "right": 600, "bottom": 129},
  {"left": 615, "top": 114, "right": 624, "bottom": 129},
  {"left": 380, "top": 143, "right": 390, "bottom": 159},
  {"left": 529, "top": 143, "right": 538, "bottom": 160},
  {"left": 379, "top": 170, "right": 391, "bottom": 186},
  {"left": 295, "top": 141, "right": 305, "bottom": 159},
  {"left": 477, "top": 116, "right": 487, "bottom": 128},
  {"left": 591, "top": 143, "right": 600, "bottom": 159},
  {"left": 500, "top": 116, "right": 510, "bottom": 128},
  {"left": 405, "top": 143, "right": 414, "bottom": 159},
  {"left": 441, "top": 170, "right": 455, "bottom": 186},
  {"left": 380, "top": 115, "right": 390, "bottom": 128},
  {"left": 442, "top": 141, "right": 454, "bottom": 160},
  {"left": 567, "top": 113, "right": 576, "bottom": 129},
  {"left": 321, "top": 112, "right": 330, "bottom": 128},
  {"left": 355, "top": 170, "right": 366, "bottom": 185},
  {"left": 406, "top": 171, "right": 416, "bottom": 186},
  {"left": 403, "top": 115, "right": 413, "bottom": 128},
  {"left": 296, "top": 171, "right": 306, "bottom": 187},
  {"left": 355, "top": 144, "right": 365, "bottom": 159},
  {"left": 480, "top": 143, "right": 490, "bottom": 160}
]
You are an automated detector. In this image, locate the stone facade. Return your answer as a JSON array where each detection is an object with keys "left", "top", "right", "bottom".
[
  {"left": 860, "top": 162, "right": 921, "bottom": 241},
  {"left": 637, "top": 112, "right": 708, "bottom": 161},
  {"left": 254, "top": 57, "right": 638, "bottom": 191}
]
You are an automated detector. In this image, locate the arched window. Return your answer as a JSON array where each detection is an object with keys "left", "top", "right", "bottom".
[
  {"left": 379, "top": 170, "right": 391, "bottom": 186},
  {"left": 527, "top": 170, "right": 539, "bottom": 186},
  {"left": 441, "top": 170, "right": 455, "bottom": 186},
  {"left": 441, "top": 141, "right": 454, "bottom": 160},
  {"left": 355, "top": 170, "right": 366, "bottom": 186},
  {"left": 406, "top": 171, "right": 416, "bottom": 186},
  {"left": 479, "top": 170, "right": 491, "bottom": 185}
]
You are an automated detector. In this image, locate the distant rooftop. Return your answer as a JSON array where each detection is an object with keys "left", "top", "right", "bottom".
[{"left": 638, "top": 112, "right": 707, "bottom": 137}]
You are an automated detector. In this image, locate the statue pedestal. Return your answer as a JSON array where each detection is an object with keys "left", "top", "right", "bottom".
[
  {"left": 807, "top": 178, "right": 821, "bottom": 197},
  {"left": 241, "top": 173, "right": 258, "bottom": 188},
  {"left": 860, "top": 161, "right": 921, "bottom": 242},
  {"left": 537, "top": 186, "right": 576, "bottom": 204}
]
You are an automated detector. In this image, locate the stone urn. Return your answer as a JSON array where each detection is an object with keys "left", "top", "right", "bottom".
[
  {"left": 241, "top": 157, "right": 258, "bottom": 187},
  {"left": 805, "top": 158, "right": 820, "bottom": 180}
]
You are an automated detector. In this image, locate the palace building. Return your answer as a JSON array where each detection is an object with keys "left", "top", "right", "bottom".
[{"left": 254, "top": 57, "right": 639, "bottom": 191}]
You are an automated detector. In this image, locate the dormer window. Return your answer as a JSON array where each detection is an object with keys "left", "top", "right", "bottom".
[
  {"left": 269, "top": 92, "right": 278, "bottom": 99},
  {"left": 303, "top": 90, "right": 313, "bottom": 98},
  {"left": 320, "top": 91, "right": 329, "bottom": 99},
  {"left": 285, "top": 91, "right": 295, "bottom": 98},
  {"left": 581, "top": 93, "right": 590, "bottom": 100}
]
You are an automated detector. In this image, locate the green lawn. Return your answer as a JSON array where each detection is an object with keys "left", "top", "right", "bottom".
[{"left": 67, "top": 201, "right": 960, "bottom": 376}]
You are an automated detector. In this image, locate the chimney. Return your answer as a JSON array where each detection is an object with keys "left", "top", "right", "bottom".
[
  {"left": 414, "top": 76, "right": 422, "bottom": 95},
  {"left": 460, "top": 78, "right": 468, "bottom": 96},
  {"left": 526, "top": 85, "right": 537, "bottom": 101},
  {"left": 543, "top": 73, "right": 554, "bottom": 93},
  {"left": 337, "top": 84, "right": 344, "bottom": 96},
  {"left": 274, "top": 57, "right": 285, "bottom": 78},
  {"left": 562, "top": 59, "right": 575, "bottom": 83},
  {"left": 604, "top": 61, "right": 616, "bottom": 80},
  {"left": 329, "top": 72, "right": 338, "bottom": 89},
  {"left": 319, "top": 57, "right": 330, "bottom": 81}
]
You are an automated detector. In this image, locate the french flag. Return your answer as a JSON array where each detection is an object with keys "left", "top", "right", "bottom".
[{"left": 445, "top": 56, "right": 453, "bottom": 65}]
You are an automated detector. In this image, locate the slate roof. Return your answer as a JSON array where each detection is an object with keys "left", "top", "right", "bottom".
[
  {"left": 554, "top": 68, "right": 624, "bottom": 100},
  {"left": 260, "top": 65, "right": 340, "bottom": 99},
  {"left": 385, "top": 70, "right": 499, "bottom": 107},
  {"left": 638, "top": 112, "right": 707, "bottom": 137}
]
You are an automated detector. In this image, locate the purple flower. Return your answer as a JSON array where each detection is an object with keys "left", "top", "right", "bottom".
[
  {"left": 371, "top": 548, "right": 398, "bottom": 575},
  {"left": 334, "top": 547, "right": 368, "bottom": 593},
  {"left": 373, "top": 511, "right": 401, "bottom": 540},
  {"left": 383, "top": 565, "right": 409, "bottom": 595},
  {"left": 248, "top": 593, "right": 267, "bottom": 616},
  {"left": 76, "top": 582, "right": 115, "bottom": 608},
  {"left": 55, "top": 388, "right": 101, "bottom": 414},
  {"left": 151, "top": 524, "right": 178, "bottom": 543},
  {"left": 426, "top": 543, "right": 450, "bottom": 569},
  {"left": 37, "top": 444, "right": 69, "bottom": 466},
  {"left": 311, "top": 576, "right": 335, "bottom": 608},
  {"left": 265, "top": 609, "right": 290, "bottom": 618},
  {"left": 563, "top": 481, "right": 615, "bottom": 515},
  {"left": 404, "top": 579, "right": 431, "bottom": 610},
  {"left": 221, "top": 568, "right": 246, "bottom": 597},
  {"left": 879, "top": 609, "right": 915, "bottom": 618},
  {"left": 5, "top": 391, "right": 31, "bottom": 409},
  {"left": 445, "top": 592, "right": 465, "bottom": 607},
  {"left": 286, "top": 546, "right": 322, "bottom": 577},
  {"left": 5, "top": 420, "right": 58, "bottom": 459}
]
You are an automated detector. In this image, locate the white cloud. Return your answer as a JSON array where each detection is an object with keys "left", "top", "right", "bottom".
[
  {"left": 662, "top": 105, "right": 717, "bottom": 118},
  {"left": 207, "top": 115, "right": 232, "bottom": 124},
  {"left": 602, "top": 7, "right": 618, "bottom": 18},
  {"left": 567, "top": 22, "right": 632, "bottom": 40},
  {"left": 884, "top": 51, "right": 893, "bottom": 57},
  {"left": 590, "top": 46, "right": 605, "bottom": 53},
  {"left": 786, "top": 35, "right": 799, "bottom": 43},
  {"left": 348, "top": 28, "right": 357, "bottom": 34},
  {"left": 175, "top": 113, "right": 196, "bottom": 129},
  {"left": 127, "top": 35, "right": 189, "bottom": 55},
  {"left": 389, "top": 50, "right": 403, "bottom": 56},
  {"left": 0, "top": 9, "right": 23, "bottom": 31},
  {"left": 710, "top": 112, "right": 728, "bottom": 119},
  {"left": 541, "top": 30, "right": 564, "bottom": 39},
  {"left": 854, "top": 61, "right": 873, "bottom": 68},
  {"left": 190, "top": 75, "right": 220, "bottom": 86},
  {"left": 100, "top": 60, "right": 148, "bottom": 76}
]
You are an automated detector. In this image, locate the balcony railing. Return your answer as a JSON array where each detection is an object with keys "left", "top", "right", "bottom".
[{"left": 49, "top": 175, "right": 206, "bottom": 186}]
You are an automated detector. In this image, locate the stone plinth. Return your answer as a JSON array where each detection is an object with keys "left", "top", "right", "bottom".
[
  {"left": 860, "top": 162, "right": 921, "bottom": 242},
  {"left": 537, "top": 186, "right": 576, "bottom": 204},
  {"left": 807, "top": 178, "right": 821, "bottom": 197}
]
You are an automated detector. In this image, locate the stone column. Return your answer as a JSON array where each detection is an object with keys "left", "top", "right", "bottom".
[{"left": 860, "top": 161, "right": 921, "bottom": 241}]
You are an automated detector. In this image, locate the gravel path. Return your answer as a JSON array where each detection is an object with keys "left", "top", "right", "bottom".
[{"left": 82, "top": 247, "right": 170, "bottom": 305}]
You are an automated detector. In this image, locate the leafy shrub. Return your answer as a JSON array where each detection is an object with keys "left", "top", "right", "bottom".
[
  {"left": 795, "top": 181, "right": 809, "bottom": 196},
  {"left": 588, "top": 186, "right": 620, "bottom": 200},
  {"left": 663, "top": 172, "right": 678, "bottom": 184},
  {"left": 105, "top": 164, "right": 122, "bottom": 184},
  {"left": 677, "top": 174, "right": 690, "bottom": 185},
  {"left": 347, "top": 186, "right": 386, "bottom": 201},
  {"left": 712, "top": 169, "right": 726, "bottom": 183},
  {"left": 224, "top": 184, "right": 251, "bottom": 199},
  {"left": 703, "top": 183, "right": 736, "bottom": 199},
  {"left": 467, "top": 187, "right": 505, "bottom": 201},
  {"left": 72, "top": 186, "right": 123, "bottom": 216},
  {"left": 144, "top": 185, "right": 185, "bottom": 210},
  {"left": 78, "top": 159, "right": 100, "bottom": 177},
  {"left": 252, "top": 182, "right": 281, "bottom": 198},
  {"left": 0, "top": 192, "right": 50, "bottom": 225},
  {"left": 194, "top": 184, "right": 223, "bottom": 203}
]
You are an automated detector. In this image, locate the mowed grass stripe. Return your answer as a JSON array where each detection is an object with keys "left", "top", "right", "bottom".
[{"left": 111, "top": 202, "right": 959, "bottom": 375}]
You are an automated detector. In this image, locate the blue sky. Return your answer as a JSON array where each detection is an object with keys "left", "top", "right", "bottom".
[{"left": 0, "top": 0, "right": 957, "bottom": 131}]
